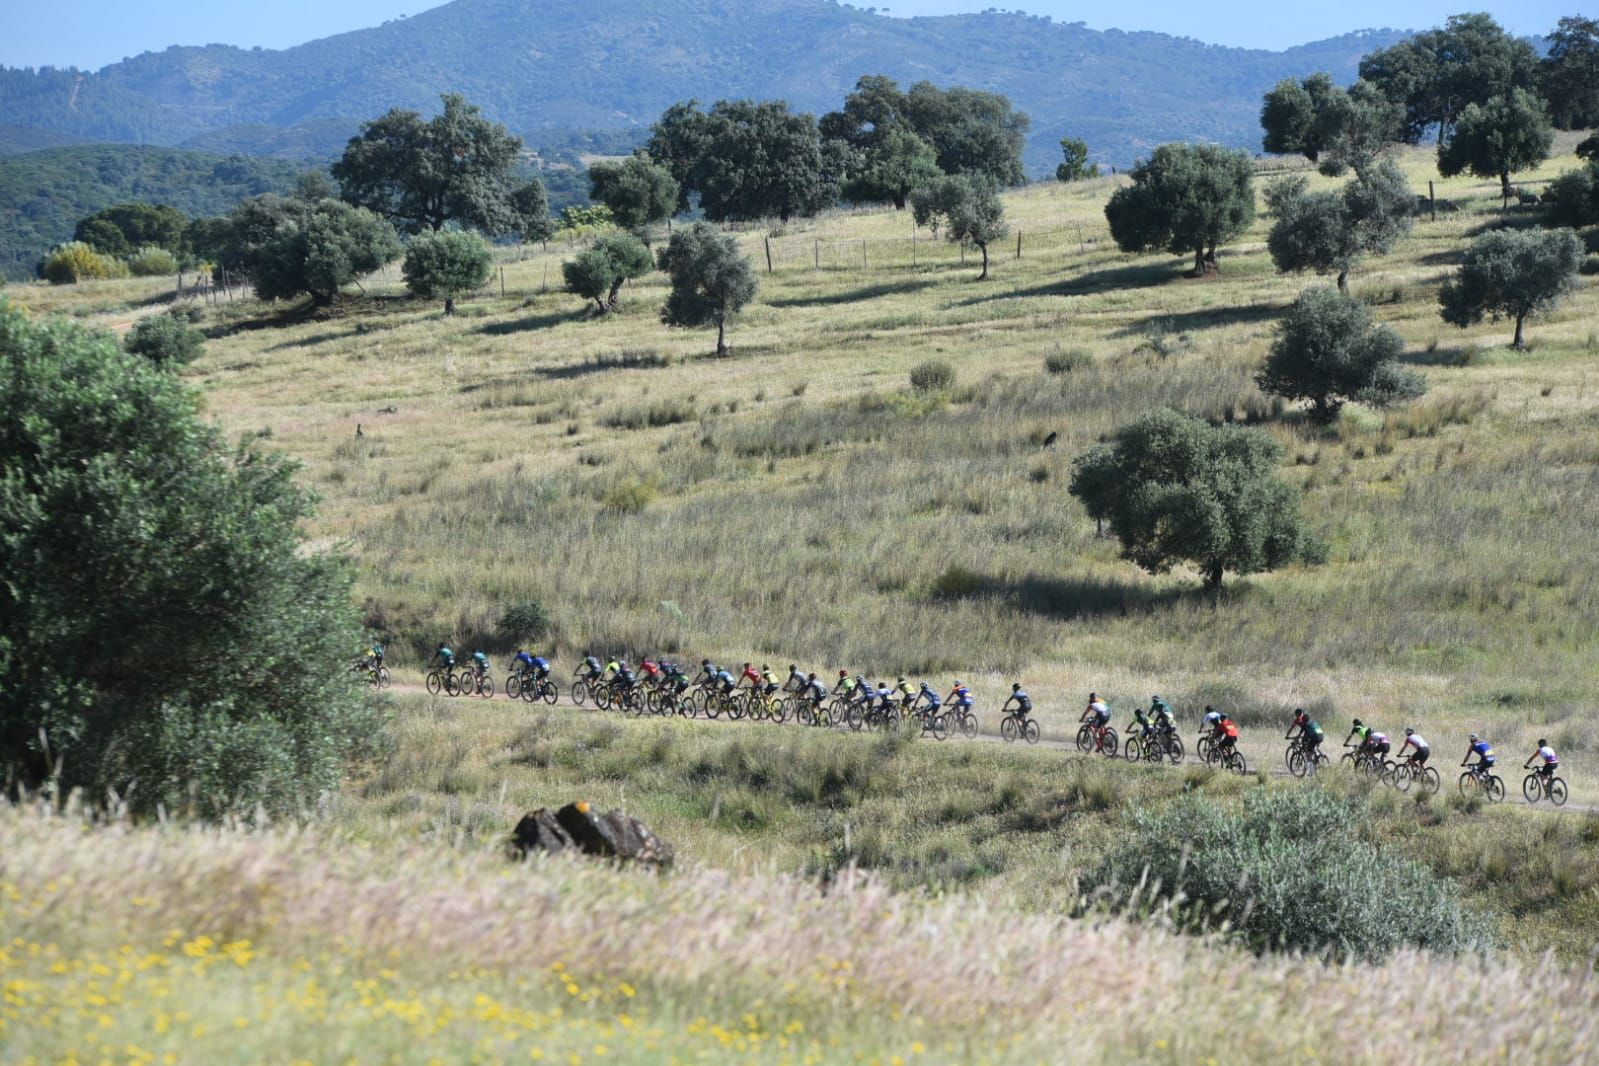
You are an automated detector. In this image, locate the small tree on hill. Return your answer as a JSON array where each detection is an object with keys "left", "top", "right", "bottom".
[
  {"left": 1543, "top": 159, "right": 1599, "bottom": 228},
  {"left": 1258, "top": 288, "right": 1424, "bottom": 421},
  {"left": 1056, "top": 136, "right": 1099, "bottom": 182},
  {"left": 1440, "top": 228, "right": 1583, "bottom": 349},
  {"left": 510, "top": 181, "right": 556, "bottom": 244},
  {"left": 0, "top": 305, "right": 377, "bottom": 816},
  {"left": 1069, "top": 409, "right": 1319, "bottom": 590},
  {"left": 1105, "top": 144, "right": 1255, "bottom": 276},
  {"left": 124, "top": 310, "right": 204, "bottom": 368},
  {"left": 402, "top": 229, "right": 493, "bottom": 314},
  {"left": 657, "top": 222, "right": 758, "bottom": 356},
  {"left": 1437, "top": 89, "right": 1554, "bottom": 206},
  {"left": 844, "top": 129, "right": 941, "bottom": 209},
  {"left": 912, "top": 175, "right": 1008, "bottom": 279},
  {"left": 588, "top": 156, "right": 680, "bottom": 235},
  {"left": 41, "top": 242, "right": 117, "bottom": 285},
  {"left": 1268, "top": 159, "right": 1415, "bottom": 293},
  {"left": 250, "top": 200, "right": 402, "bottom": 307},
  {"left": 564, "top": 233, "right": 653, "bottom": 314}
]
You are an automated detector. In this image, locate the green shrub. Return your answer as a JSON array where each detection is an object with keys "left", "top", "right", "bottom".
[
  {"left": 497, "top": 600, "right": 551, "bottom": 645},
  {"left": 41, "top": 242, "right": 117, "bottom": 285},
  {"left": 124, "top": 311, "right": 203, "bottom": 367},
  {"left": 929, "top": 564, "right": 985, "bottom": 600},
  {"left": 600, "top": 399, "right": 695, "bottom": 430},
  {"left": 1080, "top": 788, "right": 1494, "bottom": 961},
  {"left": 0, "top": 303, "right": 378, "bottom": 817},
  {"left": 1045, "top": 346, "right": 1092, "bottom": 374},
  {"left": 909, "top": 358, "right": 956, "bottom": 393},
  {"left": 601, "top": 477, "right": 658, "bottom": 513},
  {"left": 125, "top": 246, "right": 179, "bottom": 277}
]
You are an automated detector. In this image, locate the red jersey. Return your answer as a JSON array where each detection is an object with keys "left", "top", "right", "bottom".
[
  {"left": 1221, "top": 720, "right": 1240, "bottom": 740},
  {"left": 741, "top": 665, "right": 761, "bottom": 684}
]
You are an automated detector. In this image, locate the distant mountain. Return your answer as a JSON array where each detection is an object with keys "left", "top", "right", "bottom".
[
  {"left": 0, "top": 124, "right": 89, "bottom": 156},
  {"left": 0, "top": 144, "right": 302, "bottom": 280},
  {"left": 0, "top": 0, "right": 1409, "bottom": 171}
]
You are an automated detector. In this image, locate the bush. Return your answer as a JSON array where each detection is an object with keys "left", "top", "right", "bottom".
[
  {"left": 41, "top": 242, "right": 117, "bottom": 285},
  {"left": 1258, "top": 287, "right": 1423, "bottom": 420},
  {"left": 125, "top": 246, "right": 179, "bottom": 277},
  {"left": 1044, "top": 346, "right": 1092, "bottom": 374},
  {"left": 497, "top": 601, "right": 551, "bottom": 644},
  {"left": 1080, "top": 788, "right": 1494, "bottom": 960},
  {"left": 601, "top": 477, "right": 658, "bottom": 513},
  {"left": 909, "top": 358, "right": 955, "bottom": 393},
  {"left": 402, "top": 229, "right": 493, "bottom": 313},
  {"left": 124, "top": 311, "right": 204, "bottom": 367},
  {"left": 929, "top": 565, "right": 985, "bottom": 600},
  {"left": 0, "top": 303, "right": 377, "bottom": 817}
]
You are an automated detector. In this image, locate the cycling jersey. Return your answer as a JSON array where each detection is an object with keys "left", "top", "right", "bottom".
[
  {"left": 1537, "top": 745, "right": 1559, "bottom": 766},
  {"left": 436, "top": 647, "right": 455, "bottom": 665},
  {"left": 948, "top": 685, "right": 972, "bottom": 706},
  {"left": 1351, "top": 725, "right": 1371, "bottom": 744},
  {"left": 472, "top": 653, "right": 489, "bottom": 673},
  {"left": 1132, "top": 711, "right": 1153, "bottom": 735},
  {"left": 1011, "top": 691, "right": 1032, "bottom": 713},
  {"left": 583, "top": 656, "right": 602, "bottom": 676},
  {"left": 1471, "top": 740, "right": 1496, "bottom": 764},
  {"left": 741, "top": 665, "right": 761, "bottom": 686},
  {"left": 1203, "top": 712, "right": 1221, "bottom": 730},
  {"left": 761, "top": 670, "right": 780, "bottom": 688},
  {"left": 1220, "top": 720, "right": 1240, "bottom": 740},
  {"left": 514, "top": 651, "right": 535, "bottom": 670},
  {"left": 921, "top": 687, "right": 942, "bottom": 709},
  {"left": 896, "top": 681, "right": 915, "bottom": 700},
  {"left": 641, "top": 659, "right": 661, "bottom": 678},
  {"left": 716, "top": 670, "right": 735, "bottom": 690},
  {"left": 1401, "top": 734, "right": 1429, "bottom": 755},
  {"left": 531, "top": 656, "right": 550, "bottom": 675},
  {"left": 1088, "top": 700, "right": 1110, "bottom": 724},
  {"left": 876, "top": 686, "right": 894, "bottom": 707},
  {"left": 805, "top": 679, "right": 826, "bottom": 701},
  {"left": 837, "top": 677, "right": 856, "bottom": 693}
]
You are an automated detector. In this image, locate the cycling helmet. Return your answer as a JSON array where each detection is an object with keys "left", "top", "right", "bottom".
[
  {"left": 742, "top": 662, "right": 751, "bottom": 669},
  {"left": 1089, "top": 691, "right": 1098, "bottom": 700},
  {"left": 1012, "top": 683, "right": 1022, "bottom": 692},
  {"left": 789, "top": 664, "right": 797, "bottom": 672},
  {"left": 897, "top": 676, "right": 905, "bottom": 683},
  {"left": 839, "top": 669, "right": 848, "bottom": 678},
  {"left": 1469, "top": 733, "right": 1478, "bottom": 741},
  {"left": 1204, "top": 705, "right": 1215, "bottom": 713},
  {"left": 921, "top": 681, "right": 932, "bottom": 690},
  {"left": 807, "top": 673, "right": 816, "bottom": 681},
  {"left": 702, "top": 658, "right": 710, "bottom": 666},
  {"left": 1538, "top": 738, "right": 1548, "bottom": 747},
  {"left": 1405, "top": 727, "right": 1414, "bottom": 736},
  {"left": 1352, "top": 718, "right": 1363, "bottom": 728},
  {"left": 761, "top": 664, "right": 769, "bottom": 672},
  {"left": 1151, "top": 695, "right": 1160, "bottom": 703}
]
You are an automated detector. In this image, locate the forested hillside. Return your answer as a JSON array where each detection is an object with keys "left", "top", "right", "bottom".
[
  {"left": 0, "top": 0, "right": 1408, "bottom": 170},
  {"left": 0, "top": 145, "right": 301, "bottom": 279}
]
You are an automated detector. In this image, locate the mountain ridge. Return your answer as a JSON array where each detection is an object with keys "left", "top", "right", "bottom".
[{"left": 0, "top": 0, "right": 1411, "bottom": 170}]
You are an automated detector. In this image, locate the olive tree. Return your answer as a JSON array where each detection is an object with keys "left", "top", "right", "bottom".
[
  {"left": 563, "top": 233, "right": 653, "bottom": 314},
  {"left": 1258, "top": 287, "right": 1425, "bottom": 421},
  {"left": 402, "top": 229, "right": 493, "bottom": 314},
  {"left": 0, "top": 304, "right": 377, "bottom": 816},
  {"left": 912, "top": 175, "right": 1008, "bottom": 279},
  {"left": 1438, "top": 89, "right": 1555, "bottom": 206},
  {"left": 843, "top": 128, "right": 942, "bottom": 209},
  {"left": 1105, "top": 144, "right": 1255, "bottom": 275},
  {"left": 1267, "top": 160, "right": 1415, "bottom": 293},
  {"left": 248, "top": 200, "right": 402, "bottom": 306},
  {"left": 1440, "top": 228, "right": 1583, "bottom": 349},
  {"left": 657, "top": 222, "right": 758, "bottom": 356},
  {"left": 1069, "top": 409, "right": 1320, "bottom": 590},
  {"left": 1055, "top": 136, "right": 1099, "bottom": 182},
  {"left": 1261, "top": 76, "right": 1398, "bottom": 177}
]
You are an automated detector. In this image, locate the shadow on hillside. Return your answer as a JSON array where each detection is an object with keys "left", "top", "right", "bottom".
[
  {"left": 477, "top": 309, "right": 586, "bottom": 336},
  {"left": 953, "top": 260, "right": 1178, "bottom": 306},
  {"left": 1464, "top": 213, "right": 1544, "bottom": 237},
  {"left": 1114, "top": 301, "right": 1282, "bottom": 337},
  {"left": 940, "top": 571, "right": 1208, "bottom": 621},
  {"left": 1398, "top": 344, "right": 1476, "bottom": 367},
  {"left": 767, "top": 277, "right": 939, "bottom": 309}
]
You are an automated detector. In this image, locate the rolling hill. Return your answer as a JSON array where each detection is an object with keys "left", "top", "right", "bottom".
[{"left": 0, "top": 0, "right": 1409, "bottom": 172}]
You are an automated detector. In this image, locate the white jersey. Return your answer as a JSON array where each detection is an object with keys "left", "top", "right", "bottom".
[
  {"left": 1408, "top": 734, "right": 1429, "bottom": 751},
  {"left": 1089, "top": 700, "right": 1109, "bottom": 717},
  {"left": 1539, "top": 745, "right": 1559, "bottom": 764}
]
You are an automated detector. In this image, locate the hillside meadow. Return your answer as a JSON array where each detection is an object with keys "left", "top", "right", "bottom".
[{"left": 6, "top": 142, "right": 1599, "bottom": 1063}]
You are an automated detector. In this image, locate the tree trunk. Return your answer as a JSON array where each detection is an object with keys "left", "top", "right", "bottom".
[
  {"left": 716, "top": 316, "right": 728, "bottom": 357},
  {"left": 1500, "top": 170, "right": 1512, "bottom": 207},
  {"left": 1513, "top": 313, "right": 1526, "bottom": 350},
  {"left": 977, "top": 242, "right": 990, "bottom": 280},
  {"left": 1192, "top": 247, "right": 1206, "bottom": 277},
  {"left": 444, "top": 296, "right": 455, "bottom": 315},
  {"left": 1204, "top": 562, "right": 1225, "bottom": 590},
  {"left": 892, "top": 194, "right": 906, "bottom": 210},
  {"left": 1336, "top": 269, "right": 1349, "bottom": 296}
]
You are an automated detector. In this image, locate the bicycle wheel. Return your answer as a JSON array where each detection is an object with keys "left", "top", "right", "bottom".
[
  {"left": 1523, "top": 773, "right": 1542, "bottom": 803},
  {"left": 426, "top": 671, "right": 442, "bottom": 695},
  {"left": 1392, "top": 763, "right": 1411, "bottom": 792},
  {"left": 480, "top": 676, "right": 495, "bottom": 699},
  {"left": 541, "top": 680, "right": 560, "bottom": 705},
  {"left": 1486, "top": 775, "right": 1506, "bottom": 803},
  {"left": 376, "top": 667, "right": 390, "bottom": 689},
  {"left": 930, "top": 713, "right": 949, "bottom": 741},
  {"left": 1001, "top": 717, "right": 1020, "bottom": 743},
  {"left": 1421, "top": 766, "right": 1440, "bottom": 794},
  {"left": 1226, "top": 750, "right": 1248, "bottom": 775},
  {"left": 445, "top": 672, "right": 462, "bottom": 697},
  {"left": 1124, "top": 737, "right": 1144, "bottom": 763},
  {"left": 1458, "top": 771, "right": 1477, "bottom": 798},
  {"left": 1196, "top": 735, "right": 1212, "bottom": 762},
  {"left": 1097, "top": 726, "right": 1115, "bottom": 755},
  {"left": 1549, "top": 777, "right": 1568, "bottom": 806},
  {"left": 505, "top": 675, "right": 522, "bottom": 700},
  {"left": 570, "top": 680, "right": 589, "bottom": 707},
  {"left": 1288, "top": 748, "right": 1308, "bottom": 778},
  {"left": 1165, "top": 735, "right": 1185, "bottom": 765},
  {"left": 1074, "top": 724, "right": 1093, "bottom": 753}
]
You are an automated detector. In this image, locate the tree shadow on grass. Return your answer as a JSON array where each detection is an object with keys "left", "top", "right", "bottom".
[
  {"left": 767, "top": 277, "right": 939, "bottom": 309},
  {"left": 1112, "top": 301, "right": 1283, "bottom": 338},
  {"left": 937, "top": 570, "right": 1207, "bottom": 621},
  {"left": 1397, "top": 343, "right": 1476, "bottom": 367},
  {"left": 477, "top": 309, "right": 587, "bottom": 336},
  {"left": 952, "top": 259, "right": 1180, "bottom": 306}
]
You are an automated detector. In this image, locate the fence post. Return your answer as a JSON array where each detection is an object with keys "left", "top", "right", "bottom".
[
  {"left": 911, "top": 230, "right": 917, "bottom": 267},
  {"left": 814, "top": 238, "right": 820, "bottom": 270},
  {"left": 959, "top": 242, "right": 965, "bottom": 266},
  {"left": 764, "top": 237, "right": 773, "bottom": 274},
  {"left": 500, "top": 266, "right": 506, "bottom": 298},
  {"left": 862, "top": 240, "right": 868, "bottom": 270},
  {"left": 1076, "top": 224, "right": 1085, "bottom": 254},
  {"left": 541, "top": 262, "right": 549, "bottom": 293},
  {"left": 1429, "top": 180, "right": 1437, "bottom": 221},
  {"left": 1016, "top": 229, "right": 1022, "bottom": 259}
]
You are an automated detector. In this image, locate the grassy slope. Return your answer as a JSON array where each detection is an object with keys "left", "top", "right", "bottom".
[{"left": 6, "top": 144, "right": 1599, "bottom": 1062}]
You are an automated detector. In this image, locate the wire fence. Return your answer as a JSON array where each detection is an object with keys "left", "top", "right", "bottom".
[{"left": 754, "top": 222, "right": 1116, "bottom": 275}]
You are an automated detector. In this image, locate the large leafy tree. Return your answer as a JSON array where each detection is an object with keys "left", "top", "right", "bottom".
[
  {"left": 645, "top": 100, "right": 714, "bottom": 214},
  {"left": 1258, "top": 287, "right": 1424, "bottom": 420},
  {"left": 843, "top": 129, "right": 941, "bottom": 209},
  {"left": 651, "top": 100, "right": 829, "bottom": 223},
  {"left": 247, "top": 199, "right": 402, "bottom": 306},
  {"left": 588, "top": 156, "right": 679, "bottom": 235},
  {"left": 820, "top": 76, "right": 1029, "bottom": 186},
  {"left": 402, "top": 229, "right": 493, "bottom": 314},
  {"left": 1359, "top": 13, "right": 1539, "bottom": 144},
  {"left": 1267, "top": 159, "right": 1415, "bottom": 293},
  {"left": 73, "top": 203, "right": 188, "bottom": 259},
  {"left": 563, "top": 233, "right": 653, "bottom": 314},
  {"left": 911, "top": 176, "right": 1008, "bottom": 279},
  {"left": 1069, "top": 409, "right": 1320, "bottom": 590},
  {"left": 0, "top": 304, "right": 377, "bottom": 815},
  {"left": 1437, "top": 89, "right": 1554, "bottom": 205},
  {"left": 1105, "top": 144, "right": 1255, "bottom": 276},
  {"left": 1260, "top": 75, "right": 1398, "bottom": 176},
  {"left": 1440, "top": 228, "right": 1583, "bottom": 350},
  {"left": 1540, "top": 16, "right": 1599, "bottom": 130},
  {"left": 657, "top": 222, "right": 758, "bottom": 356},
  {"left": 332, "top": 93, "right": 547, "bottom": 238}
]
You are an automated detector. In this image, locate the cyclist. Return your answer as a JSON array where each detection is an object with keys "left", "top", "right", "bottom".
[
  {"left": 698, "top": 659, "right": 719, "bottom": 686},
  {"left": 1346, "top": 718, "right": 1373, "bottom": 758},
  {"left": 735, "top": 662, "right": 761, "bottom": 692},
  {"left": 714, "top": 666, "right": 737, "bottom": 697},
  {"left": 1002, "top": 683, "right": 1032, "bottom": 722},
  {"left": 784, "top": 665, "right": 807, "bottom": 694},
  {"left": 759, "top": 665, "right": 781, "bottom": 698},
  {"left": 913, "top": 681, "right": 943, "bottom": 719},
  {"left": 1524, "top": 739, "right": 1559, "bottom": 783},
  {"left": 1285, "top": 708, "right": 1325, "bottom": 757},
  {"left": 1129, "top": 704, "right": 1155, "bottom": 741},
  {"left": 579, "top": 653, "right": 603, "bottom": 683},
  {"left": 947, "top": 680, "right": 973, "bottom": 711},
  {"left": 1151, "top": 698, "right": 1177, "bottom": 736},
  {"left": 1081, "top": 692, "right": 1111, "bottom": 751},
  {"left": 1367, "top": 728, "right": 1392, "bottom": 761},
  {"left": 894, "top": 676, "right": 915, "bottom": 706},
  {"left": 369, "top": 641, "right": 385, "bottom": 668},
  {"left": 1202, "top": 705, "right": 1222, "bottom": 734},
  {"left": 803, "top": 672, "right": 828, "bottom": 709},
  {"left": 833, "top": 670, "right": 856, "bottom": 698},
  {"left": 512, "top": 649, "right": 537, "bottom": 679},
  {"left": 1215, "top": 714, "right": 1240, "bottom": 760},
  {"left": 875, "top": 680, "right": 896, "bottom": 712},
  {"left": 602, "top": 656, "right": 624, "bottom": 682},
  {"left": 640, "top": 656, "right": 662, "bottom": 687},
  {"left": 850, "top": 674, "right": 874, "bottom": 709},
  {"left": 1149, "top": 695, "right": 1173, "bottom": 721},
  {"left": 664, "top": 661, "right": 690, "bottom": 695},
  {"left": 1398, "top": 727, "right": 1430, "bottom": 768},
  {"left": 470, "top": 649, "right": 490, "bottom": 681},
  {"left": 1461, "top": 733, "right": 1497, "bottom": 778},
  {"left": 430, "top": 642, "right": 456, "bottom": 672}
]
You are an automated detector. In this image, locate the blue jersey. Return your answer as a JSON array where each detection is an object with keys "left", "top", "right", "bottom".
[
  {"left": 1472, "top": 740, "right": 1495, "bottom": 762},
  {"left": 1012, "top": 691, "right": 1032, "bottom": 712},
  {"left": 515, "top": 651, "right": 535, "bottom": 669},
  {"left": 531, "top": 656, "right": 549, "bottom": 671}
]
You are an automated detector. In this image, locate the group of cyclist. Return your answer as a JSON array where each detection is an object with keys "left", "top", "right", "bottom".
[{"left": 421, "top": 643, "right": 1566, "bottom": 783}]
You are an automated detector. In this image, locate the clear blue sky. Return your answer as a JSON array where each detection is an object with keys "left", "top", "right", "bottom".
[{"left": 0, "top": 0, "right": 1567, "bottom": 71}]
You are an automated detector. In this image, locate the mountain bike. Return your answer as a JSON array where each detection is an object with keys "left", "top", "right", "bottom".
[
  {"left": 425, "top": 665, "right": 464, "bottom": 697},
  {"left": 1457, "top": 764, "right": 1506, "bottom": 803},
  {"left": 1204, "top": 741, "right": 1248, "bottom": 775},
  {"left": 1002, "top": 709, "right": 1042, "bottom": 745},
  {"left": 1522, "top": 769, "right": 1568, "bottom": 806},
  {"left": 1390, "top": 758, "right": 1440, "bottom": 795},
  {"left": 460, "top": 667, "right": 495, "bottom": 699},
  {"left": 1285, "top": 738, "right": 1328, "bottom": 778},
  {"left": 569, "top": 670, "right": 603, "bottom": 707},
  {"left": 352, "top": 656, "right": 390, "bottom": 690},
  {"left": 947, "top": 704, "right": 978, "bottom": 739},
  {"left": 1073, "top": 720, "right": 1115, "bottom": 756}
]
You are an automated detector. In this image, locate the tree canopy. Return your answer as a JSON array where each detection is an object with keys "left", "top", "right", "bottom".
[
  {"left": 1359, "top": 13, "right": 1538, "bottom": 144},
  {"left": 819, "top": 76, "right": 1029, "bottom": 187},
  {"left": 1260, "top": 75, "right": 1398, "bottom": 176},
  {"left": 216, "top": 195, "right": 402, "bottom": 306},
  {"left": 1437, "top": 89, "right": 1554, "bottom": 204},
  {"left": 657, "top": 222, "right": 758, "bottom": 355},
  {"left": 1543, "top": 158, "right": 1599, "bottom": 228},
  {"left": 843, "top": 129, "right": 942, "bottom": 209},
  {"left": 1540, "top": 16, "right": 1599, "bottom": 130},
  {"left": 73, "top": 202, "right": 188, "bottom": 259},
  {"left": 402, "top": 229, "right": 493, "bottom": 314},
  {"left": 912, "top": 176, "right": 1008, "bottom": 279},
  {"left": 1258, "top": 287, "right": 1424, "bottom": 420},
  {"left": 1440, "top": 228, "right": 1583, "bottom": 350},
  {"left": 647, "top": 100, "right": 829, "bottom": 223},
  {"left": 1069, "top": 409, "right": 1320, "bottom": 589},
  {"left": 563, "top": 233, "right": 653, "bottom": 314},
  {"left": 1104, "top": 143, "right": 1255, "bottom": 275},
  {"left": 332, "top": 93, "right": 547, "bottom": 238},
  {"left": 1267, "top": 159, "right": 1415, "bottom": 293},
  {"left": 1055, "top": 137, "right": 1098, "bottom": 182},
  {"left": 0, "top": 303, "right": 377, "bottom": 815},
  {"left": 587, "top": 156, "right": 680, "bottom": 234}
]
